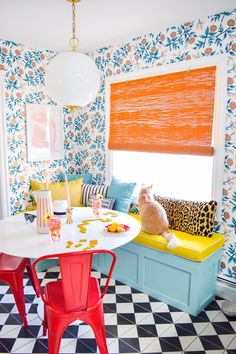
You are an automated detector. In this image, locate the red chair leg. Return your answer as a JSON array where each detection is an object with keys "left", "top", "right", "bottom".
[
  {"left": 25, "top": 261, "right": 39, "bottom": 297},
  {"left": 88, "top": 304, "right": 108, "bottom": 354},
  {"left": 47, "top": 310, "right": 67, "bottom": 354},
  {"left": 43, "top": 304, "right": 48, "bottom": 336},
  {"left": 10, "top": 273, "right": 28, "bottom": 328}
]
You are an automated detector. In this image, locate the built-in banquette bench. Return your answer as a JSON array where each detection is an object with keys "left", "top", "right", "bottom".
[
  {"left": 30, "top": 175, "right": 224, "bottom": 316},
  {"left": 93, "top": 199, "right": 224, "bottom": 317}
]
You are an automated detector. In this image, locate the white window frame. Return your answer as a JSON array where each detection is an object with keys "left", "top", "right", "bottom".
[
  {"left": 105, "top": 54, "right": 227, "bottom": 219},
  {"left": 0, "top": 70, "right": 10, "bottom": 219}
]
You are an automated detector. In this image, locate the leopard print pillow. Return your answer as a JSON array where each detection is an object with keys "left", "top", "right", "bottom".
[
  {"left": 153, "top": 195, "right": 176, "bottom": 228},
  {"left": 130, "top": 196, "right": 217, "bottom": 237},
  {"left": 172, "top": 200, "right": 217, "bottom": 237}
]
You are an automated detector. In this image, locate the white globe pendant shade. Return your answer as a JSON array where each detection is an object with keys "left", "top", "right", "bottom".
[{"left": 45, "top": 51, "right": 100, "bottom": 107}]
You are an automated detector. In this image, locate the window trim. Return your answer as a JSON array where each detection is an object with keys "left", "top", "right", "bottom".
[{"left": 105, "top": 54, "right": 227, "bottom": 219}]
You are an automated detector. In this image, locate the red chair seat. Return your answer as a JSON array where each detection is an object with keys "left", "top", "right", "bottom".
[
  {"left": 0, "top": 253, "right": 39, "bottom": 327},
  {"left": 45, "top": 277, "right": 101, "bottom": 312},
  {"left": 0, "top": 253, "right": 27, "bottom": 270}
]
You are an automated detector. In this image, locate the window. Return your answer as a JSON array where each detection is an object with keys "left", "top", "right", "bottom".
[
  {"left": 112, "top": 151, "right": 213, "bottom": 202},
  {"left": 105, "top": 55, "right": 227, "bottom": 217}
]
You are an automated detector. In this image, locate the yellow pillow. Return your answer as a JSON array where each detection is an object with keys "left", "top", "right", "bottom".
[{"left": 31, "top": 178, "right": 83, "bottom": 207}]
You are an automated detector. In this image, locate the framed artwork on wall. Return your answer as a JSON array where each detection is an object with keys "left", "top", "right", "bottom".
[{"left": 26, "top": 103, "right": 64, "bottom": 162}]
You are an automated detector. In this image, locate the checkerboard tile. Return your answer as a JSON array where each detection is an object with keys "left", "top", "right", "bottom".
[{"left": 0, "top": 267, "right": 235, "bottom": 353}]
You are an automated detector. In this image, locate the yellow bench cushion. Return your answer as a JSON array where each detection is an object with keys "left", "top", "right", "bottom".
[{"left": 130, "top": 213, "right": 224, "bottom": 262}]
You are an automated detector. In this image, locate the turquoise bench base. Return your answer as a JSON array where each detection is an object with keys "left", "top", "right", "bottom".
[
  {"left": 31, "top": 258, "right": 58, "bottom": 272},
  {"left": 93, "top": 241, "right": 223, "bottom": 317}
]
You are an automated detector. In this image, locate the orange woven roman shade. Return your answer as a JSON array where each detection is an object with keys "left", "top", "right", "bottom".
[{"left": 109, "top": 66, "right": 216, "bottom": 156}]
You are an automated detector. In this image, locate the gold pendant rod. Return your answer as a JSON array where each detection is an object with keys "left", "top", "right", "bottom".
[{"left": 67, "top": 0, "right": 80, "bottom": 51}]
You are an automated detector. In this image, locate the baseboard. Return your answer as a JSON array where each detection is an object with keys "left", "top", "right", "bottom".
[{"left": 216, "top": 277, "right": 236, "bottom": 301}]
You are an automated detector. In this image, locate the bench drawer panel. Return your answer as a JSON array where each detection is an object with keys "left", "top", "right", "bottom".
[
  {"left": 143, "top": 256, "right": 191, "bottom": 305},
  {"left": 104, "top": 247, "right": 139, "bottom": 285}
]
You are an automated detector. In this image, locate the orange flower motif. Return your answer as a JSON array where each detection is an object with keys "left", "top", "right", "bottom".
[
  {"left": 96, "top": 194, "right": 103, "bottom": 200},
  {"left": 44, "top": 213, "right": 53, "bottom": 222}
]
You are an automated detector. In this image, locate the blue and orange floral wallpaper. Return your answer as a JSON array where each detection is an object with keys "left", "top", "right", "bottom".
[{"left": 0, "top": 9, "right": 236, "bottom": 282}]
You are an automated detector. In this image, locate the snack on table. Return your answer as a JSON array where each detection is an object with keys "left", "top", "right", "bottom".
[
  {"left": 106, "top": 223, "right": 129, "bottom": 233},
  {"left": 83, "top": 247, "right": 91, "bottom": 251},
  {"left": 82, "top": 219, "right": 99, "bottom": 224},
  {"left": 79, "top": 226, "right": 87, "bottom": 233},
  {"left": 82, "top": 220, "right": 90, "bottom": 225},
  {"left": 75, "top": 243, "right": 82, "bottom": 248},
  {"left": 103, "top": 211, "right": 118, "bottom": 217},
  {"left": 99, "top": 218, "right": 112, "bottom": 223},
  {"left": 90, "top": 239, "right": 98, "bottom": 248},
  {"left": 77, "top": 223, "right": 87, "bottom": 233},
  {"left": 66, "top": 240, "right": 73, "bottom": 248},
  {"left": 90, "top": 239, "right": 98, "bottom": 245}
]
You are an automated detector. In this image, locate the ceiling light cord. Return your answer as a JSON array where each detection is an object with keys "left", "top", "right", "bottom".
[{"left": 69, "top": 0, "right": 79, "bottom": 52}]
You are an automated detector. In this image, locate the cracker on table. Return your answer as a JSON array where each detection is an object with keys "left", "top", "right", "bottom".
[
  {"left": 83, "top": 247, "right": 91, "bottom": 251},
  {"left": 75, "top": 243, "right": 82, "bottom": 248}
]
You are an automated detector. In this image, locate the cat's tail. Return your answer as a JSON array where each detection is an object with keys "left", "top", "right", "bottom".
[{"left": 162, "top": 232, "right": 179, "bottom": 249}]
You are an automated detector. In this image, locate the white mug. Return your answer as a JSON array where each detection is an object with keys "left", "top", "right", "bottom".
[{"left": 53, "top": 200, "right": 68, "bottom": 215}]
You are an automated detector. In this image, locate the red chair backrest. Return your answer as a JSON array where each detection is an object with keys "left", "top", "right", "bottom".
[
  {"left": 32, "top": 249, "right": 116, "bottom": 312},
  {"left": 59, "top": 252, "right": 92, "bottom": 312}
]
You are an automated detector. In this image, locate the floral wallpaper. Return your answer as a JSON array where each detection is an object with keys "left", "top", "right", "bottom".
[
  {"left": 0, "top": 41, "right": 105, "bottom": 211},
  {"left": 0, "top": 8, "right": 236, "bottom": 282}
]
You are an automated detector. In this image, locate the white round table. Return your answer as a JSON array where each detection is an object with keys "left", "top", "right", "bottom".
[
  {"left": 0, "top": 207, "right": 141, "bottom": 320},
  {"left": 0, "top": 207, "right": 141, "bottom": 258}
]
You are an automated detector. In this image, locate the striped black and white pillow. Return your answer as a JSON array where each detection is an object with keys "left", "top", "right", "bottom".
[
  {"left": 87, "top": 194, "right": 116, "bottom": 210},
  {"left": 81, "top": 184, "right": 109, "bottom": 206}
]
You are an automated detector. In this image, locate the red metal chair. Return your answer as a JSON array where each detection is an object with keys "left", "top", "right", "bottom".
[
  {"left": 0, "top": 253, "right": 39, "bottom": 327},
  {"left": 32, "top": 249, "right": 116, "bottom": 354}
]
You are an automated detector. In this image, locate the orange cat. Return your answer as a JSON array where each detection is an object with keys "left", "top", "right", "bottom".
[{"left": 138, "top": 185, "right": 178, "bottom": 249}]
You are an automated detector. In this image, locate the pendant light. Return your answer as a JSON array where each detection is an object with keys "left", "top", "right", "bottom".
[{"left": 45, "top": 0, "right": 100, "bottom": 109}]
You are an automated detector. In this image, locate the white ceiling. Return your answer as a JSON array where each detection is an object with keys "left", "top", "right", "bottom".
[{"left": 0, "top": 0, "right": 236, "bottom": 53}]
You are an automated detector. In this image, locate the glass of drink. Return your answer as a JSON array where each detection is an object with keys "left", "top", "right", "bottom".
[
  {"left": 48, "top": 216, "right": 61, "bottom": 242},
  {"left": 92, "top": 197, "right": 102, "bottom": 217}
]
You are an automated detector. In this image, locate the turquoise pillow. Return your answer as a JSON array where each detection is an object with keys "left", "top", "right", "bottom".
[
  {"left": 61, "top": 173, "right": 92, "bottom": 184},
  {"left": 107, "top": 177, "right": 136, "bottom": 213}
]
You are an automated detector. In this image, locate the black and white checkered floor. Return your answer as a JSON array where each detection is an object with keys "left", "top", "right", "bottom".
[{"left": 0, "top": 266, "right": 235, "bottom": 354}]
